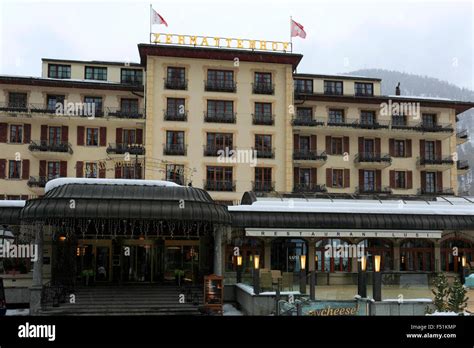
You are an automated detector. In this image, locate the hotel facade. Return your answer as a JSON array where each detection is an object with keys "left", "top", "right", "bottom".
[{"left": 0, "top": 37, "right": 474, "bottom": 314}]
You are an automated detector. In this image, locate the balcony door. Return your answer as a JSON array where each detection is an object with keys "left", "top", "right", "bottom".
[{"left": 48, "top": 127, "right": 61, "bottom": 146}]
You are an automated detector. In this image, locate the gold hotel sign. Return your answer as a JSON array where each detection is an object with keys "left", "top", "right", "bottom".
[{"left": 151, "top": 33, "right": 292, "bottom": 53}]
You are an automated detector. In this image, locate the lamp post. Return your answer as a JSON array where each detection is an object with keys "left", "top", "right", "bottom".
[
  {"left": 460, "top": 255, "right": 467, "bottom": 285},
  {"left": 358, "top": 255, "right": 367, "bottom": 298},
  {"left": 300, "top": 254, "right": 307, "bottom": 294},
  {"left": 236, "top": 255, "right": 242, "bottom": 284},
  {"left": 310, "top": 254, "right": 317, "bottom": 300},
  {"left": 253, "top": 255, "right": 260, "bottom": 295},
  {"left": 372, "top": 255, "right": 382, "bottom": 301}
]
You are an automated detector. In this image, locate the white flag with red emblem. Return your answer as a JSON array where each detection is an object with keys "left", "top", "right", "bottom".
[
  {"left": 151, "top": 8, "right": 168, "bottom": 27},
  {"left": 291, "top": 19, "right": 306, "bottom": 39}
]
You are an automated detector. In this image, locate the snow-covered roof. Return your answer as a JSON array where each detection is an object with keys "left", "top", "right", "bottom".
[
  {"left": 0, "top": 200, "right": 26, "bottom": 208},
  {"left": 387, "top": 95, "right": 453, "bottom": 101},
  {"left": 45, "top": 178, "right": 180, "bottom": 193},
  {"left": 229, "top": 196, "right": 474, "bottom": 216}
]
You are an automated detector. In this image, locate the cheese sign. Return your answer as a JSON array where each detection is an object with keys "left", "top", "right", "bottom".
[{"left": 151, "top": 33, "right": 292, "bottom": 52}]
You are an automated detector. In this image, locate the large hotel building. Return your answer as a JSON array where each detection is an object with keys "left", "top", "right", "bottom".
[{"left": 1, "top": 37, "right": 474, "bottom": 315}]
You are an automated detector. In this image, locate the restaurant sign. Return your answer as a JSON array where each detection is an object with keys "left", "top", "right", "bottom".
[
  {"left": 151, "top": 33, "right": 292, "bottom": 53},
  {"left": 246, "top": 228, "right": 442, "bottom": 239},
  {"left": 302, "top": 301, "right": 368, "bottom": 316}
]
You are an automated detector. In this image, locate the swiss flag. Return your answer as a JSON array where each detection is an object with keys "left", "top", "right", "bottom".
[
  {"left": 152, "top": 8, "right": 168, "bottom": 27},
  {"left": 291, "top": 19, "right": 306, "bottom": 39}
]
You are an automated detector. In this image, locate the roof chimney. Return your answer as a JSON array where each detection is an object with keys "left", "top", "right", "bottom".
[{"left": 395, "top": 82, "right": 401, "bottom": 96}]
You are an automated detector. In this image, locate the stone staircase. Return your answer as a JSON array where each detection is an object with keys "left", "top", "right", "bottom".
[{"left": 39, "top": 284, "right": 203, "bottom": 316}]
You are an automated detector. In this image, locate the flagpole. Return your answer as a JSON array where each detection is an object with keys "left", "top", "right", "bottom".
[
  {"left": 149, "top": 4, "right": 152, "bottom": 43},
  {"left": 290, "top": 16, "right": 293, "bottom": 52}
]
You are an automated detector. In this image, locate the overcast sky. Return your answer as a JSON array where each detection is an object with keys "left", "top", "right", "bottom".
[{"left": 0, "top": 0, "right": 472, "bottom": 90}]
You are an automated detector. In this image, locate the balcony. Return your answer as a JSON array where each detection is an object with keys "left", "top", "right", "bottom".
[
  {"left": 0, "top": 102, "right": 29, "bottom": 113},
  {"left": 353, "top": 119, "right": 390, "bottom": 130},
  {"left": 457, "top": 129, "right": 469, "bottom": 145},
  {"left": 252, "top": 181, "right": 275, "bottom": 192},
  {"left": 164, "top": 78, "right": 187, "bottom": 90},
  {"left": 107, "top": 107, "right": 144, "bottom": 119},
  {"left": 326, "top": 118, "right": 356, "bottom": 128},
  {"left": 204, "top": 80, "right": 236, "bottom": 93},
  {"left": 203, "top": 145, "right": 233, "bottom": 157},
  {"left": 293, "top": 183, "right": 327, "bottom": 193},
  {"left": 252, "top": 83, "right": 274, "bottom": 95},
  {"left": 414, "top": 122, "right": 454, "bottom": 133},
  {"left": 355, "top": 152, "right": 392, "bottom": 169},
  {"left": 293, "top": 150, "right": 327, "bottom": 167},
  {"left": 27, "top": 176, "right": 48, "bottom": 188},
  {"left": 417, "top": 188, "right": 454, "bottom": 196},
  {"left": 252, "top": 114, "right": 274, "bottom": 126},
  {"left": 204, "top": 180, "right": 235, "bottom": 192},
  {"left": 28, "top": 140, "right": 73, "bottom": 159},
  {"left": 163, "top": 143, "right": 187, "bottom": 156},
  {"left": 292, "top": 117, "right": 325, "bottom": 127},
  {"left": 457, "top": 160, "right": 470, "bottom": 175},
  {"left": 254, "top": 147, "right": 275, "bottom": 159},
  {"left": 106, "top": 143, "right": 145, "bottom": 156},
  {"left": 204, "top": 112, "right": 236, "bottom": 124},
  {"left": 164, "top": 110, "right": 187, "bottom": 122},
  {"left": 356, "top": 186, "right": 392, "bottom": 195},
  {"left": 416, "top": 156, "right": 454, "bottom": 170}
]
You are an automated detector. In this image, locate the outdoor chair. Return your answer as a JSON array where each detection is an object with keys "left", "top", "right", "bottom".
[{"left": 282, "top": 272, "right": 293, "bottom": 291}]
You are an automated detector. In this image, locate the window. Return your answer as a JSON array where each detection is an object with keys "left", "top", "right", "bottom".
[
  {"left": 8, "top": 160, "right": 21, "bottom": 179},
  {"left": 166, "top": 164, "right": 184, "bottom": 185},
  {"left": 392, "top": 115, "right": 407, "bottom": 126},
  {"left": 324, "top": 80, "right": 343, "bottom": 95},
  {"left": 121, "top": 99, "right": 139, "bottom": 113},
  {"left": 206, "top": 166, "right": 233, "bottom": 191},
  {"left": 254, "top": 102, "right": 272, "bottom": 116},
  {"left": 331, "top": 137, "right": 343, "bottom": 155},
  {"left": 166, "top": 131, "right": 184, "bottom": 147},
  {"left": 47, "top": 161, "right": 60, "bottom": 180},
  {"left": 8, "top": 93, "right": 27, "bottom": 108},
  {"left": 328, "top": 109, "right": 344, "bottom": 124},
  {"left": 255, "top": 134, "right": 272, "bottom": 151},
  {"left": 363, "top": 139, "right": 375, "bottom": 154},
  {"left": 166, "top": 67, "right": 186, "bottom": 89},
  {"left": 425, "top": 172, "right": 436, "bottom": 193},
  {"left": 85, "top": 66, "right": 107, "bottom": 81},
  {"left": 206, "top": 133, "right": 233, "bottom": 152},
  {"left": 84, "top": 97, "right": 103, "bottom": 114},
  {"left": 395, "top": 171, "right": 406, "bottom": 189},
  {"left": 360, "top": 111, "right": 375, "bottom": 125},
  {"left": 206, "top": 70, "right": 235, "bottom": 91},
  {"left": 253, "top": 72, "right": 273, "bottom": 94},
  {"left": 48, "top": 64, "right": 71, "bottom": 79},
  {"left": 296, "top": 107, "right": 313, "bottom": 121},
  {"left": 123, "top": 129, "right": 136, "bottom": 145},
  {"left": 332, "top": 169, "right": 344, "bottom": 188},
  {"left": 363, "top": 170, "right": 375, "bottom": 191},
  {"left": 299, "top": 168, "right": 311, "bottom": 185},
  {"left": 122, "top": 164, "right": 140, "bottom": 179},
  {"left": 48, "top": 127, "right": 61, "bottom": 146},
  {"left": 357, "top": 239, "right": 393, "bottom": 271},
  {"left": 9, "top": 125, "right": 23, "bottom": 143},
  {"left": 400, "top": 240, "right": 434, "bottom": 272},
  {"left": 206, "top": 100, "right": 234, "bottom": 120},
  {"left": 47, "top": 95, "right": 65, "bottom": 111},
  {"left": 86, "top": 128, "right": 99, "bottom": 146},
  {"left": 225, "top": 237, "right": 264, "bottom": 272},
  {"left": 424, "top": 141, "right": 435, "bottom": 160},
  {"left": 422, "top": 113, "right": 436, "bottom": 128},
  {"left": 394, "top": 140, "right": 405, "bottom": 157},
  {"left": 315, "top": 239, "right": 352, "bottom": 272},
  {"left": 166, "top": 98, "right": 185, "bottom": 117},
  {"left": 254, "top": 167, "right": 272, "bottom": 191},
  {"left": 294, "top": 79, "right": 313, "bottom": 94},
  {"left": 271, "top": 239, "right": 307, "bottom": 272},
  {"left": 299, "top": 136, "right": 310, "bottom": 151},
  {"left": 121, "top": 69, "right": 143, "bottom": 85},
  {"left": 85, "top": 162, "right": 98, "bottom": 178},
  {"left": 355, "top": 82, "right": 373, "bottom": 96}
]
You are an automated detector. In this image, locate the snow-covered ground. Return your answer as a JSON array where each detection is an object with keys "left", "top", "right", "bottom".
[
  {"left": 5, "top": 308, "right": 30, "bottom": 316},
  {"left": 223, "top": 304, "right": 243, "bottom": 316}
]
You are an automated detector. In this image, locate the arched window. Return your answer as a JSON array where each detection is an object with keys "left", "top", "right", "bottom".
[
  {"left": 357, "top": 239, "right": 393, "bottom": 271},
  {"left": 225, "top": 237, "right": 264, "bottom": 273},
  {"left": 400, "top": 239, "right": 434, "bottom": 271},
  {"left": 441, "top": 238, "right": 474, "bottom": 272},
  {"left": 315, "top": 238, "right": 352, "bottom": 272},
  {"left": 271, "top": 238, "right": 307, "bottom": 272}
]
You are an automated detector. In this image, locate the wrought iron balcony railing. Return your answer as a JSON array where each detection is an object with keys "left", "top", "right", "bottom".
[
  {"left": 252, "top": 114, "right": 275, "bottom": 125},
  {"left": 164, "top": 110, "right": 188, "bottom": 121},
  {"left": 354, "top": 119, "right": 390, "bottom": 129},
  {"left": 107, "top": 107, "right": 144, "bottom": 119},
  {"left": 204, "top": 112, "right": 236, "bottom": 124},
  {"left": 27, "top": 176, "right": 48, "bottom": 188},
  {"left": 291, "top": 118, "right": 325, "bottom": 127},
  {"left": 355, "top": 152, "right": 392, "bottom": 164},
  {"left": 203, "top": 145, "right": 234, "bottom": 157},
  {"left": 356, "top": 186, "right": 392, "bottom": 195},
  {"left": 293, "top": 150, "right": 327, "bottom": 161},
  {"left": 417, "top": 188, "right": 454, "bottom": 195},
  {"left": 163, "top": 143, "right": 187, "bottom": 156},
  {"left": 417, "top": 156, "right": 454, "bottom": 166},
  {"left": 252, "top": 83, "right": 275, "bottom": 95},
  {"left": 252, "top": 181, "right": 275, "bottom": 192},
  {"left": 106, "top": 143, "right": 145, "bottom": 155},
  {"left": 28, "top": 140, "right": 73, "bottom": 154},
  {"left": 204, "top": 180, "right": 236, "bottom": 192},
  {"left": 415, "top": 122, "right": 454, "bottom": 133},
  {"left": 204, "top": 80, "right": 237, "bottom": 92},
  {"left": 254, "top": 147, "right": 275, "bottom": 159},
  {"left": 293, "top": 183, "right": 327, "bottom": 193},
  {"left": 164, "top": 78, "right": 188, "bottom": 90}
]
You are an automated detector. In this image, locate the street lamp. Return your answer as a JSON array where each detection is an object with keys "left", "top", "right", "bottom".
[
  {"left": 253, "top": 255, "right": 260, "bottom": 295},
  {"left": 300, "top": 254, "right": 307, "bottom": 294},
  {"left": 460, "top": 255, "right": 467, "bottom": 285},
  {"left": 372, "top": 255, "right": 382, "bottom": 301},
  {"left": 236, "top": 255, "right": 242, "bottom": 284},
  {"left": 358, "top": 255, "right": 367, "bottom": 298},
  {"left": 310, "top": 254, "right": 318, "bottom": 300}
]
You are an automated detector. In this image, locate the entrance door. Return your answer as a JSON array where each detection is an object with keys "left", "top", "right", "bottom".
[
  {"left": 164, "top": 240, "right": 199, "bottom": 283},
  {"left": 76, "top": 240, "right": 112, "bottom": 282},
  {"left": 122, "top": 241, "right": 155, "bottom": 282}
]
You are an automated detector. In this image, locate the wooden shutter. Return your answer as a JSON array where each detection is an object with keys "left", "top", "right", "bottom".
[
  {"left": 40, "top": 125, "right": 48, "bottom": 141},
  {"left": 358, "top": 169, "right": 364, "bottom": 189},
  {"left": 343, "top": 137, "right": 350, "bottom": 154},
  {"left": 407, "top": 171, "right": 413, "bottom": 189},
  {"left": 375, "top": 170, "right": 382, "bottom": 191},
  {"left": 311, "top": 168, "right": 317, "bottom": 184},
  {"left": 436, "top": 172, "right": 443, "bottom": 192},
  {"left": 406, "top": 139, "right": 412, "bottom": 158},
  {"left": 375, "top": 138, "right": 381, "bottom": 155},
  {"left": 76, "top": 161, "right": 83, "bottom": 178},
  {"left": 419, "top": 140, "right": 425, "bottom": 158},
  {"left": 325, "top": 136, "right": 331, "bottom": 154},
  {"left": 293, "top": 134, "right": 299, "bottom": 151},
  {"left": 326, "top": 168, "right": 332, "bottom": 187},
  {"left": 343, "top": 169, "right": 350, "bottom": 188},
  {"left": 293, "top": 167, "right": 299, "bottom": 187},
  {"left": 420, "top": 171, "right": 426, "bottom": 192},
  {"left": 116, "top": 128, "right": 123, "bottom": 144},
  {"left": 39, "top": 160, "right": 46, "bottom": 177},
  {"left": 99, "top": 165, "right": 106, "bottom": 178},
  {"left": 99, "top": 127, "right": 107, "bottom": 146},
  {"left": 136, "top": 164, "right": 142, "bottom": 179},
  {"left": 310, "top": 135, "right": 316, "bottom": 151},
  {"left": 61, "top": 126, "right": 68, "bottom": 142},
  {"left": 0, "top": 123, "right": 7, "bottom": 143},
  {"left": 435, "top": 140, "right": 442, "bottom": 160},
  {"left": 136, "top": 129, "right": 143, "bottom": 145},
  {"left": 0, "top": 159, "right": 6, "bottom": 179},
  {"left": 389, "top": 139, "right": 394, "bottom": 156},
  {"left": 77, "top": 126, "right": 85, "bottom": 146},
  {"left": 21, "top": 159, "right": 30, "bottom": 180},
  {"left": 115, "top": 165, "right": 122, "bottom": 179},
  {"left": 358, "top": 137, "right": 364, "bottom": 154},
  {"left": 389, "top": 170, "right": 395, "bottom": 188},
  {"left": 60, "top": 161, "right": 67, "bottom": 177},
  {"left": 23, "top": 124, "right": 31, "bottom": 144}
]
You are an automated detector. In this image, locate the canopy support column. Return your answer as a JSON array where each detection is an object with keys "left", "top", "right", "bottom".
[{"left": 30, "top": 222, "right": 44, "bottom": 315}]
